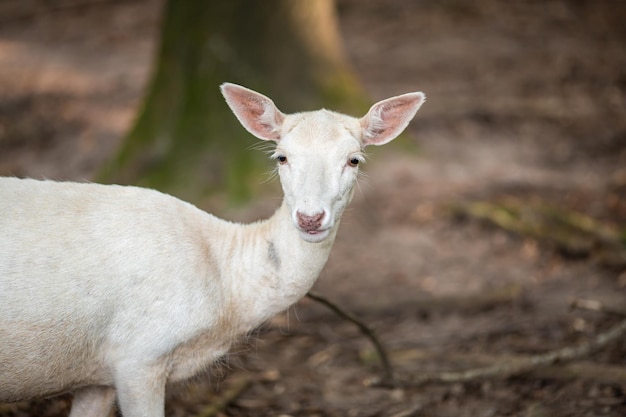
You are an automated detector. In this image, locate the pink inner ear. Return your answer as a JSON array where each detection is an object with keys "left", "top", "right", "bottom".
[
  {"left": 361, "top": 92, "right": 425, "bottom": 147},
  {"left": 238, "top": 96, "right": 280, "bottom": 138},
  {"left": 222, "top": 84, "right": 284, "bottom": 141}
]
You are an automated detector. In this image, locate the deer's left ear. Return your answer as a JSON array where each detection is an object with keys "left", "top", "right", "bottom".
[
  {"left": 360, "top": 92, "right": 425, "bottom": 147},
  {"left": 221, "top": 83, "right": 285, "bottom": 142}
]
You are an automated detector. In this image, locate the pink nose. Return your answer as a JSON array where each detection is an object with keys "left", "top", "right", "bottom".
[{"left": 296, "top": 211, "right": 325, "bottom": 232}]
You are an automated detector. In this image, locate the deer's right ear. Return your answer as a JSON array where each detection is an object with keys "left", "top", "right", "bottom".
[
  {"left": 221, "top": 83, "right": 285, "bottom": 142},
  {"left": 360, "top": 92, "right": 425, "bottom": 147}
]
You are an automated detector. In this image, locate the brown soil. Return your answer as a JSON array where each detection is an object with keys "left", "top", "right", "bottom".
[{"left": 0, "top": 1, "right": 625, "bottom": 416}]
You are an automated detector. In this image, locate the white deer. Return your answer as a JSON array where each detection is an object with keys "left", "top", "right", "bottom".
[{"left": 0, "top": 83, "right": 425, "bottom": 417}]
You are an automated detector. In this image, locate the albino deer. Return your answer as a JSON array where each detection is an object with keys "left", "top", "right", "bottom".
[{"left": 0, "top": 83, "right": 425, "bottom": 417}]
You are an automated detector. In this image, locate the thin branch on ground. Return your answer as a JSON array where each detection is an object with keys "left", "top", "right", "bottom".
[
  {"left": 389, "top": 348, "right": 626, "bottom": 384},
  {"left": 402, "top": 317, "right": 626, "bottom": 386},
  {"left": 570, "top": 298, "right": 626, "bottom": 317},
  {"left": 306, "top": 291, "right": 396, "bottom": 387}
]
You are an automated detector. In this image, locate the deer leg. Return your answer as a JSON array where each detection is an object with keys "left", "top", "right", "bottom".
[{"left": 69, "top": 386, "right": 116, "bottom": 417}]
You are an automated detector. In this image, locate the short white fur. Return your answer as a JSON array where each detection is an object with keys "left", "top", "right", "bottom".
[{"left": 0, "top": 83, "right": 425, "bottom": 417}]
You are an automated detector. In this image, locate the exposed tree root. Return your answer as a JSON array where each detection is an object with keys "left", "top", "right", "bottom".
[
  {"left": 400, "top": 318, "right": 626, "bottom": 386},
  {"left": 306, "top": 291, "right": 396, "bottom": 387},
  {"left": 387, "top": 349, "right": 626, "bottom": 385},
  {"left": 307, "top": 290, "right": 626, "bottom": 389}
]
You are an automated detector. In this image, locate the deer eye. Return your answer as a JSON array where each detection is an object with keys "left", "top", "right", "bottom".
[{"left": 348, "top": 157, "right": 361, "bottom": 167}]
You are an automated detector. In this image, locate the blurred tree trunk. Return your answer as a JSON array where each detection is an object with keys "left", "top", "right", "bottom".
[{"left": 99, "top": 0, "right": 367, "bottom": 204}]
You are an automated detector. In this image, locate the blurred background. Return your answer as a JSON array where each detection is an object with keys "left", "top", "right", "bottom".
[{"left": 0, "top": 1, "right": 625, "bottom": 416}]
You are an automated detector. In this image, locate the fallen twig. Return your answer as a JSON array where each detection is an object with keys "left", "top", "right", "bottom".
[
  {"left": 306, "top": 291, "right": 396, "bottom": 386},
  {"left": 571, "top": 298, "right": 626, "bottom": 317},
  {"left": 387, "top": 349, "right": 626, "bottom": 385},
  {"left": 401, "top": 317, "right": 626, "bottom": 386}
]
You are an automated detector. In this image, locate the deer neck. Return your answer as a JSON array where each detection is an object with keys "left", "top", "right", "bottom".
[{"left": 222, "top": 201, "right": 338, "bottom": 330}]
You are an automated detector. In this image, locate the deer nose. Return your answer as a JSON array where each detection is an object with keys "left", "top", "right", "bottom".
[{"left": 296, "top": 211, "right": 325, "bottom": 232}]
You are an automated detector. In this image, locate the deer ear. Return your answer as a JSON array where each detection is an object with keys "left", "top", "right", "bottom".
[
  {"left": 360, "top": 92, "right": 425, "bottom": 147},
  {"left": 221, "top": 83, "right": 285, "bottom": 141}
]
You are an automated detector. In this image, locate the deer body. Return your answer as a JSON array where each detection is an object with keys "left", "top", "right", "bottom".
[{"left": 0, "top": 84, "right": 424, "bottom": 417}]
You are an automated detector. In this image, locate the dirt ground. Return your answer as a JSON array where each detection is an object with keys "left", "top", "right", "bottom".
[{"left": 1, "top": 0, "right": 625, "bottom": 416}]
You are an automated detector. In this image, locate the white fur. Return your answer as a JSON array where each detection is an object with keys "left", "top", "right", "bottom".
[{"left": 0, "top": 83, "right": 424, "bottom": 417}]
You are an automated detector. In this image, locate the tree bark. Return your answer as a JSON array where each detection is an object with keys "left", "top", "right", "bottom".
[{"left": 99, "top": 0, "right": 366, "bottom": 204}]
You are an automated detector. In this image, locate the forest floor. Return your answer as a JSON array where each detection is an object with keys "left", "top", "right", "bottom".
[{"left": 0, "top": 1, "right": 625, "bottom": 416}]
